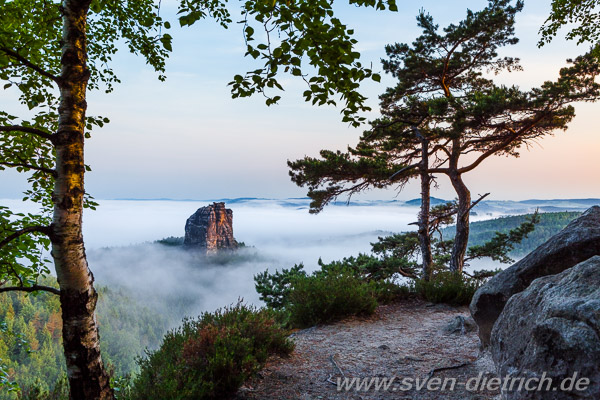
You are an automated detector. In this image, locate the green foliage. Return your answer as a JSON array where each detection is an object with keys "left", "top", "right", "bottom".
[
  {"left": 0, "top": 207, "right": 51, "bottom": 292},
  {"left": 0, "top": 0, "right": 166, "bottom": 225},
  {"left": 255, "top": 209, "right": 546, "bottom": 321},
  {"left": 288, "top": 0, "right": 600, "bottom": 281},
  {"left": 370, "top": 280, "right": 412, "bottom": 305},
  {"left": 289, "top": 0, "right": 540, "bottom": 213},
  {"left": 18, "top": 375, "right": 69, "bottom": 400},
  {"left": 465, "top": 211, "right": 540, "bottom": 264},
  {"left": 287, "top": 149, "right": 399, "bottom": 213},
  {"left": 255, "top": 254, "right": 413, "bottom": 329},
  {"left": 0, "top": 281, "right": 64, "bottom": 400},
  {"left": 412, "top": 272, "right": 481, "bottom": 306},
  {"left": 445, "top": 211, "right": 580, "bottom": 257},
  {"left": 358, "top": 209, "right": 540, "bottom": 275},
  {"left": 232, "top": 0, "right": 398, "bottom": 126},
  {"left": 0, "top": 277, "right": 63, "bottom": 399},
  {"left": 110, "top": 375, "right": 134, "bottom": 400},
  {"left": 154, "top": 236, "right": 249, "bottom": 248},
  {"left": 470, "top": 268, "right": 503, "bottom": 281},
  {"left": 254, "top": 258, "right": 481, "bottom": 327},
  {"left": 130, "top": 302, "right": 293, "bottom": 400},
  {"left": 540, "top": 0, "right": 600, "bottom": 45},
  {"left": 286, "top": 266, "right": 379, "bottom": 328},
  {"left": 318, "top": 251, "right": 418, "bottom": 281},
  {"left": 254, "top": 264, "right": 306, "bottom": 309}
]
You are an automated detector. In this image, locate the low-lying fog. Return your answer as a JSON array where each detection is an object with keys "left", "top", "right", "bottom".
[
  {"left": 85, "top": 199, "right": 428, "bottom": 322},
  {"left": 3, "top": 198, "right": 506, "bottom": 325}
]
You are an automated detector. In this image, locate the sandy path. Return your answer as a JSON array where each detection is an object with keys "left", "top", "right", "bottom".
[{"left": 237, "top": 299, "right": 499, "bottom": 400}]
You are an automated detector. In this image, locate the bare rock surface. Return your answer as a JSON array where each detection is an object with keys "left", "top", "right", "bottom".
[
  {"left": 491, "top": 256, "right": 600, "bottom": 400},
  {"left": 184, "top": 202, "right": 238, "bottom": 253},
  {"left": 443, "top": 315, "right": 478, "bottom": 335},
  {"left": 470, "top": 206, "right": 600, "bottom": 346},
  {"left": 238, "top": 300, "right": 500, "bottom": 400}
]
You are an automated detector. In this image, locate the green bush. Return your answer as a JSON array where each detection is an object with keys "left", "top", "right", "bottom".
[
  {"left": 130, "top": 302, "right": 293, "bottom": 400},
  {"left": 372, "top": 280, "right": 412, "bottom": 304},
  {"left": 254, "top": 264, "right": 307, "bottom": 309},
  {"left": 287, "top": 266, "right": 379, "bottom": 328},
  {"left": 413, "top": 272, "right": 480, "bottom": 306}
]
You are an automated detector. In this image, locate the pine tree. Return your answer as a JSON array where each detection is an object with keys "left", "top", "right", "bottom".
[{"left": 289, "top": 0, "right": 600, "bottom": 273}]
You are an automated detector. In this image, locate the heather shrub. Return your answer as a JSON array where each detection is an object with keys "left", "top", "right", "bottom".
[{"left": 130, "top": 302, "right": 293, "bottom": 400}]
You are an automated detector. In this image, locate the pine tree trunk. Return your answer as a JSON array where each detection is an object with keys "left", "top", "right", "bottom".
[
  {"left": 417, "top": 134, "right": 433, "bottom": 281},
  {"left": 448, "top": 171, "right": 471, "bottom": 273},
  {"left": 52, "top": 0, "right": 113, "bottom": 398}
]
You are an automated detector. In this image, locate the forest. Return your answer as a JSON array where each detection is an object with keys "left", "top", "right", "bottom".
[
  {"left": 0, "top": 280, "right": 166, "bottom": 399},
  {"left": 445, "top": 211, "right": 582, "bottom": 256}
]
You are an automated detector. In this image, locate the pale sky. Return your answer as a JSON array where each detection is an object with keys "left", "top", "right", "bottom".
[{"left": 1, "top": 0, "right": 598, "bottom": 202}]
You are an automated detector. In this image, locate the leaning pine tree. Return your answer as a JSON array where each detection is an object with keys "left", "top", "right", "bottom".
[{"left": 289, "top": 0, "right": 600, "bottom": 274}]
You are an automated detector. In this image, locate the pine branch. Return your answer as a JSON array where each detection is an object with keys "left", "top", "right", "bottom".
[
  {"left": 465, "top": 210, "right": 540, "bottom": 263},
  {"left": 459, "top": 113, "right": 548, "bottom": 175},
  {"left": 389, "top": 163, "right": 419, "bottom": 179},
  {"left": 465, "top": 192, "right": 490, "bottom": 216}
]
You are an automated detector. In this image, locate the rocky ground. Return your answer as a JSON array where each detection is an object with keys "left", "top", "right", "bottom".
[{"left": 237, "top": 299, "right": 500, "bottom": 400}]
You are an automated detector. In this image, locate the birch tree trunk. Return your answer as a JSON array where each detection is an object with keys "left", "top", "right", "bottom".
[{"left": 52, "top": 0, "right": 113, "bottom": 398}]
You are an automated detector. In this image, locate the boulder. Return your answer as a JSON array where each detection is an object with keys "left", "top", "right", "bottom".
[
  {"left": 442, "top": 315, "right": 477, "bottom": 335},
  {"left": 470, "top": 206, "right": 600, "bottom": 346},
  {"left": 491, "top": 256, "right": 600, "bottom": 399},
  {"left": 184, "top": 202, "right": 238, "bottom": 253}
]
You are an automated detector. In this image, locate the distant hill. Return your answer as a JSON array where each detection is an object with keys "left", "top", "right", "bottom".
[
  {"left": 107, "top": 197, "right": 600, "bottom": 214},
  {"left": 442, "top": 211, "right": 582, "bottom": 257},
  {"left": 518, "top": 198, "right": 600, "bottom": 206},
  {"left": 405, "top": 197, "right": 449, "bottom": 206}
]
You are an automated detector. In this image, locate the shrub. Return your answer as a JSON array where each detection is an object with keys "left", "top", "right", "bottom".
[
  {"left": 287, "top": 266, "right": 378, "bottom": 328},
  {"left": 372, "top": 280, "right": 412, "bottom": 304},
  {"left": 317, "top": 253, "right": 416, "bottom": 281},
  {"left": 413, "top": 272, "right": 480, "bottom": 306},
  {"left": 254, "top": 264, "right": 306, "bottom": 309},
  {"left": 130, "top": 302, "right": 293, "bottom": 400}
]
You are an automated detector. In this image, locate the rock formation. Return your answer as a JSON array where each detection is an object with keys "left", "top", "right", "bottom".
[
  {"left": 184, "top": 202, "right": 238, "bottom": 253},
  {"left": 491, "top": 256, "right": 600, "bottom": 399},
  {"left": 470, "top": 206, "right": 600, "bottom": 346}
]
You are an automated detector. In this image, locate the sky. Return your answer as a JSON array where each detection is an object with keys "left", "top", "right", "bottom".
[{"left": 1, "top": 0, "right": 599, "bottom": 202}]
